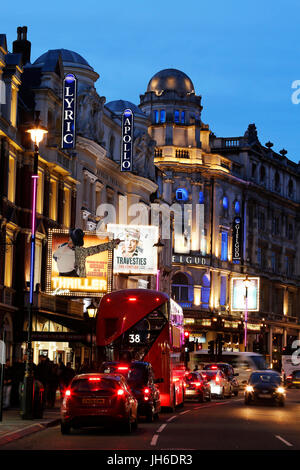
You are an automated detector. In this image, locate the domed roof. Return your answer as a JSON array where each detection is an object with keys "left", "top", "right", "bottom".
[
  {"left": 33, "top": 49, "right": 93, "bottom": 71},
  {"left": 147, "top": 69, "right": 195, "bottom": 95},
  {"left": 106, "top": 100, "right": 146, "bottom": 117}
]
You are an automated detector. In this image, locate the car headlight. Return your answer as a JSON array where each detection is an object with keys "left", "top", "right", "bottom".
[
  {"left": 246, "top": 385, "right": 254, "bottom": 393},
  {"left": 276, "top": 387, "right": 285, "bottom": 394}
]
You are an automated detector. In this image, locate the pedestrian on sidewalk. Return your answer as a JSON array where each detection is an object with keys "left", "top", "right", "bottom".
[{"left": 3, "top": 360, "right": 13, "bottom": 409}]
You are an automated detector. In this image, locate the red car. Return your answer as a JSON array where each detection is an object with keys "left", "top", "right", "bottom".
[
  {"left": 184, "top": 371, "right": 211, "bottom": 402},
  {"left": 61, "top": 373, "right": 138, "bottom": 434}
]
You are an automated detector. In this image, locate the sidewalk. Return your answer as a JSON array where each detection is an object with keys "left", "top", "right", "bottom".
[{"left": 0, "top": 396, "right": 61, "bottom": 447}]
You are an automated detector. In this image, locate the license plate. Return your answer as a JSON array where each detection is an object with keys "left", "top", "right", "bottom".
[
  {"left": 258, "top": 393, "right": 271, "bottom": 398},
  {"left": 82, "top": 398, "right": 105, "bottom": 405},
  {"left": 186, "top": 390, "right": 195, "bottom": 395}
]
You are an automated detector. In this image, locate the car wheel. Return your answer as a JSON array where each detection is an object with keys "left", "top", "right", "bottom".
[
  {"left": 244, "top": 396, "right": 251, "bottom": 405},
  {"left": 219, "top": 388, "right": 225, "bottom": 400},
  {"left": 278, "top": 400, "right": 285, "bottom": 407},
  {"left": 61, "top": 422, "right": 71, "bottom": 435},
  {"left": 206, "top": 391, "right": 212, "bottom": 402}
]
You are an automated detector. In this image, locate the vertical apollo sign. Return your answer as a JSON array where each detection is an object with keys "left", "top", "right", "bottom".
[
  {"left": 232, "top": 216, "right": 242, "bottom": 261},
  {"left": 121, "top": 109, "right": 133, "bottom": 171},
  {"left": 61, "top": 73, "right": 77, "bottom": 149}
]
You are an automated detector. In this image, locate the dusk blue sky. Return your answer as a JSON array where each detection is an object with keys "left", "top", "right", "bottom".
[{"left": 3, "top": 0, "right": 300, "bottom": 161}]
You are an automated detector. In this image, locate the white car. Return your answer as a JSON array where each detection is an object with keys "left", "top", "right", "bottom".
[{"left": 203, "top": 369, "right": 232, "bottom": 399}]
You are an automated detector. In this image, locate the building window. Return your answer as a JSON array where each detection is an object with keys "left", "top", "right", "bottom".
[
  {"left": 36, "top": 169, "right": 44, "bottom": 214},
  {"left": 63, "top": 187, "right": 71, "bottom": 227},
  {"left": 199, "top": 191, "right": 204, "bottom": 204},
  {"left": 257, "top": 247, "right": 262, "bottom": 265},
  {"left": 154, "top": 110, "right": 159, "bottom": 124},
  {"left": 10, "top": 85, "right": 17, "bottom": 127},
  {"left": 272, "top": 216, "right": 280, "bottom": 235},
  {"left": 49, "top": 179, "right": 57, "bottom": 221},
  {"left": 109, "top": 135, "right": 115, "bottom": 159},
  {"left": 171, "top": 272, "right": 193, "bottom": 307},
  {"left": 174, "top": 110, "right": 180, "bottom": 123},
  {"left": 222, "top": 196, "right": 228, "bottom": 214},
  {"left": 4, "top": 234, "right": 13, "bottom": 287},
  {"left": 251, "top": 163, "right": 257, "bottom": 178},
  {"left": 181, "top": 111, "right": 185, "bottom": 124},
  {"left": 160, "top": 110, "right": 166, "bottom": 123},
  {"left": 274, "top": 171, "right": 280, "bottom": 192},
  {"left": 176, "top": 188, "right": 189, "bottom": 201},
  {"left": 220, "top": 276, "right": 227, "bottom": 306},
  {"left": 287, "top": 223, "right": 294, "bottom": 240},
  {"left": 288, "top": 179, "right": 293, "bottom": 198},
  {"left": 7, "top": 155, "right": 16, "bottom": 203},
  {"left": 201, "top": 274, "right": 210, "bottom": 308},
  {"left": 221, "top": 232, "right": 228, "bottom": 261},
  {"left": 258, "top": 212, "right": 265, "bottom": 231}
]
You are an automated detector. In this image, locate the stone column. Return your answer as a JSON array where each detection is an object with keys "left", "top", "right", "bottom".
[
  {"left": 162, "top": 178, "right": 173, "bottom": 204},
  {"left": 283, "top": 329, "right": 287, "bottom": 348}
]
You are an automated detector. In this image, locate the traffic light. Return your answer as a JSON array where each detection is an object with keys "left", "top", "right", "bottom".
[
  {"left": 208, "top": 340, "right": 215, "bottom": 356},
  {"left": 184, "top": 331, "right": 190, "bottom": 367},
  {"left": 253, "top": 341, "right": 260, "bottom": 353},
  {"left": 216, "top": 335, "right": 224, "bottom": 357},
  {"left": 184, "top": 331, "right": 190, "bottom": 342}
]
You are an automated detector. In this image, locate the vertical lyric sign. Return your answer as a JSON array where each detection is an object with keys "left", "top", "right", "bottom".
[
  {"left": 121, "top": 108, "right": 133, "bottom": 171},
  {"left": 61, "top": 73, "right": 77, "bottom": 149},
  {"left": 232, "top": 216, "right": 243, "bottom": 261}
]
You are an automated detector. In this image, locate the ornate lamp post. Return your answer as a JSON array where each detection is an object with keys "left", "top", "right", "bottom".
[
  {"left": 243, "top": 275, "right": 251, "bottom": 352},
  {"left": 153, "top": 238, "right": 164, "bottom": 291},
  {"left": 21, "top": 114, "right": 47, "bottom": 419}
]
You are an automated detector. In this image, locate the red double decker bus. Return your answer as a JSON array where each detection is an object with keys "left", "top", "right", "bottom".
[{"left": 96, "top": 289, "right": 186, "bottom": 409}]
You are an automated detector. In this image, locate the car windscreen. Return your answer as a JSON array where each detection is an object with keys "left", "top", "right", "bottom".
[
  {"left": 185, "top": 373, "right": 199, "bottom": 382},
  {"left": 250, "top": 355, "right": 267, "bottom": 370},
  {"left": 249, "top": 373, "right": 281, "bottom": 385},
  {"left": 71, "top": 378, "right": 119, "bottom": 392},
  {"left": 126, "top": 366, "right": 148, "bottom": 387}
]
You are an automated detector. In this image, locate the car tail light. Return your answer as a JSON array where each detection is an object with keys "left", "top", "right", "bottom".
[
  {"left": 65, "top": 389, "right": 71, "bottom": 397},
  {"left": 117, "top": 389, "right": 125, "bottom": 396},
  {"left": 117, "top": 366, "right": 129, "bottom": 371},
  {"left": 202, "top": 373, "right": 207, "bottom": 379},
  {"left": 144, "top": 388, "right": 150, "bottom": 394},
  {"left": 287, "top": 375, "right": 292, "bottom": 379},
  {"left": 215, "top": 376, "right": 220, "bottom": 383},
  {"left": 191, "top": 382, "right": 201, "bottom": 387},
  {"left": 88, "top": 377, "right": 101, "bottom": 381},
  {"left": 211, "top": 366, "right": 218, "bottom": 370},
  {"left": 128, "top": 297, "right": 137, "bottom": 302}
]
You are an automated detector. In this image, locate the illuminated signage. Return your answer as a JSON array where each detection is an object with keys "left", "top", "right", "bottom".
[
  {"left": 232, "top": 217, "right": 242, "bottom": 261},
  {"left": 107, "top": 224, "right": 158, "bottom": 274},
  {"left": 46, "top": 229, "right": 113, "bottom": 297},
  {"left": 121, "top": 109, "right": 133, "bottom": 171},
  {"left": 231, "top": 277, "right": 260, "bottom": 312},
  {"left": 61, "top": 74, "right": 77, "bottom": 149}
]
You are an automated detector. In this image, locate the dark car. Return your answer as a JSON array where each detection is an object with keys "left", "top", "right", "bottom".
[
  {"left": 286, "top": 370, "right": 300, "bottom": 388},
  {"left": 184, "top": 371, "right": 211, "bottom": 402},
  {"left": 60, "top": 373, "right": 138, "bottom": 434},
  {"left": 244, "top": 370, "right": 286, "bottom": 406},
  {"left": 100, "top": 361, "right": 161, "bottom": 422},
  {"left": 203, "top": 363, "right": 239, "bottom": 396}
]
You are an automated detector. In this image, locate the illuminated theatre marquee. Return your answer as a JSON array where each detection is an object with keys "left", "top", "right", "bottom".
[
  {"left": 61, "top": 73, "right": 77, "bottom": 149},
  {"left": 46, "top": 229, "right": 113, "bottom": 297}
]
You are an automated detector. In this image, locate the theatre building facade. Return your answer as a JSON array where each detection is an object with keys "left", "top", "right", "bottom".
[{"left": 139, "top": 68, "right": 300, "bottom": 368}]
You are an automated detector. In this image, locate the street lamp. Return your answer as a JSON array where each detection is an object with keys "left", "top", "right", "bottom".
[
  {"left": 21, "top": 113, "right": 47, "bottom": 420},
  {"left": 87, "top": 301, "right": 98, "bottom": 366},
  {"left": 243, "top": 275, "right": 251, "bottom": 352},
  {"left": 153, "top": 238, "right": 164, "bottom": 291}
]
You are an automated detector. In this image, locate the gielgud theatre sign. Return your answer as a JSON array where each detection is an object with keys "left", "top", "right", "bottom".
[
  {"left": 46, "top": 229, "right": 113, "bottom": 297},
  {"left": 172, "top": 254, "right": 209, "bottom": 266}
]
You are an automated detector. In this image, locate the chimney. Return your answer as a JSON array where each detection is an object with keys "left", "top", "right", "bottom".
[{"left": 13, "top": 26, "right": 31, "bottom": 66}]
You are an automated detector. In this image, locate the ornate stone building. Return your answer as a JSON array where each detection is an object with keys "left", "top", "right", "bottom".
[{"left": 139, "top": 68, "right": 300, "bottom": 368}]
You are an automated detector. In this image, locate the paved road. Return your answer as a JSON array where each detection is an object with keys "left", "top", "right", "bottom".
[{"left": 1, "top": 390, "right": 300, "bottom": 450}]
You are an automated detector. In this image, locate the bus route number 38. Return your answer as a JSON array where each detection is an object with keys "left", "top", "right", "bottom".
[{"left": 129, "top": 334, "right": 141, "bottom": 343}]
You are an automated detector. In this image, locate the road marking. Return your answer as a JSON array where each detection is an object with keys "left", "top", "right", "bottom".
[
  {"left": 157, "top": 423, "right": 167, "bottom": 433},
  {"left": 150, "top": 434, "right": 159, "bottom": 446},
  {"left": 179, "top": 410, "right": 191, "bottom": 415},
  {"left": 166, "top": 416, "right": 177, "bottom": 422},
  {"left": 275, "top": 435, "right": 293, "bottom": 447}
]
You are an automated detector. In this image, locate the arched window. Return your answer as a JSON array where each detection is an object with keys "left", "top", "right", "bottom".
[
  {"left": 234, "top": 200, "right": 240, "bottom": 214},
  {"left": 109, "top": 135, "right": 115, "bottom": 159},
  {"left": 199, "top": 191, "right": 204, "bottom": 204},
  {"left": 222, "top": 196, "right": 228, "bottom": 210},
  {"left": 274, "top": 171, "right": 280, "bottom": 192},
  {"left": 260, "top": 165, "right": 265, "bottom": 183},
  {"left": 288, "top": 179, "right": 294, "bottom": 198},
  {"left": 176, "top": 188, "right": 189, "bottom": 201},
  {"left": 201, "top": 274, "right": 210, "bottom": 308}
]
